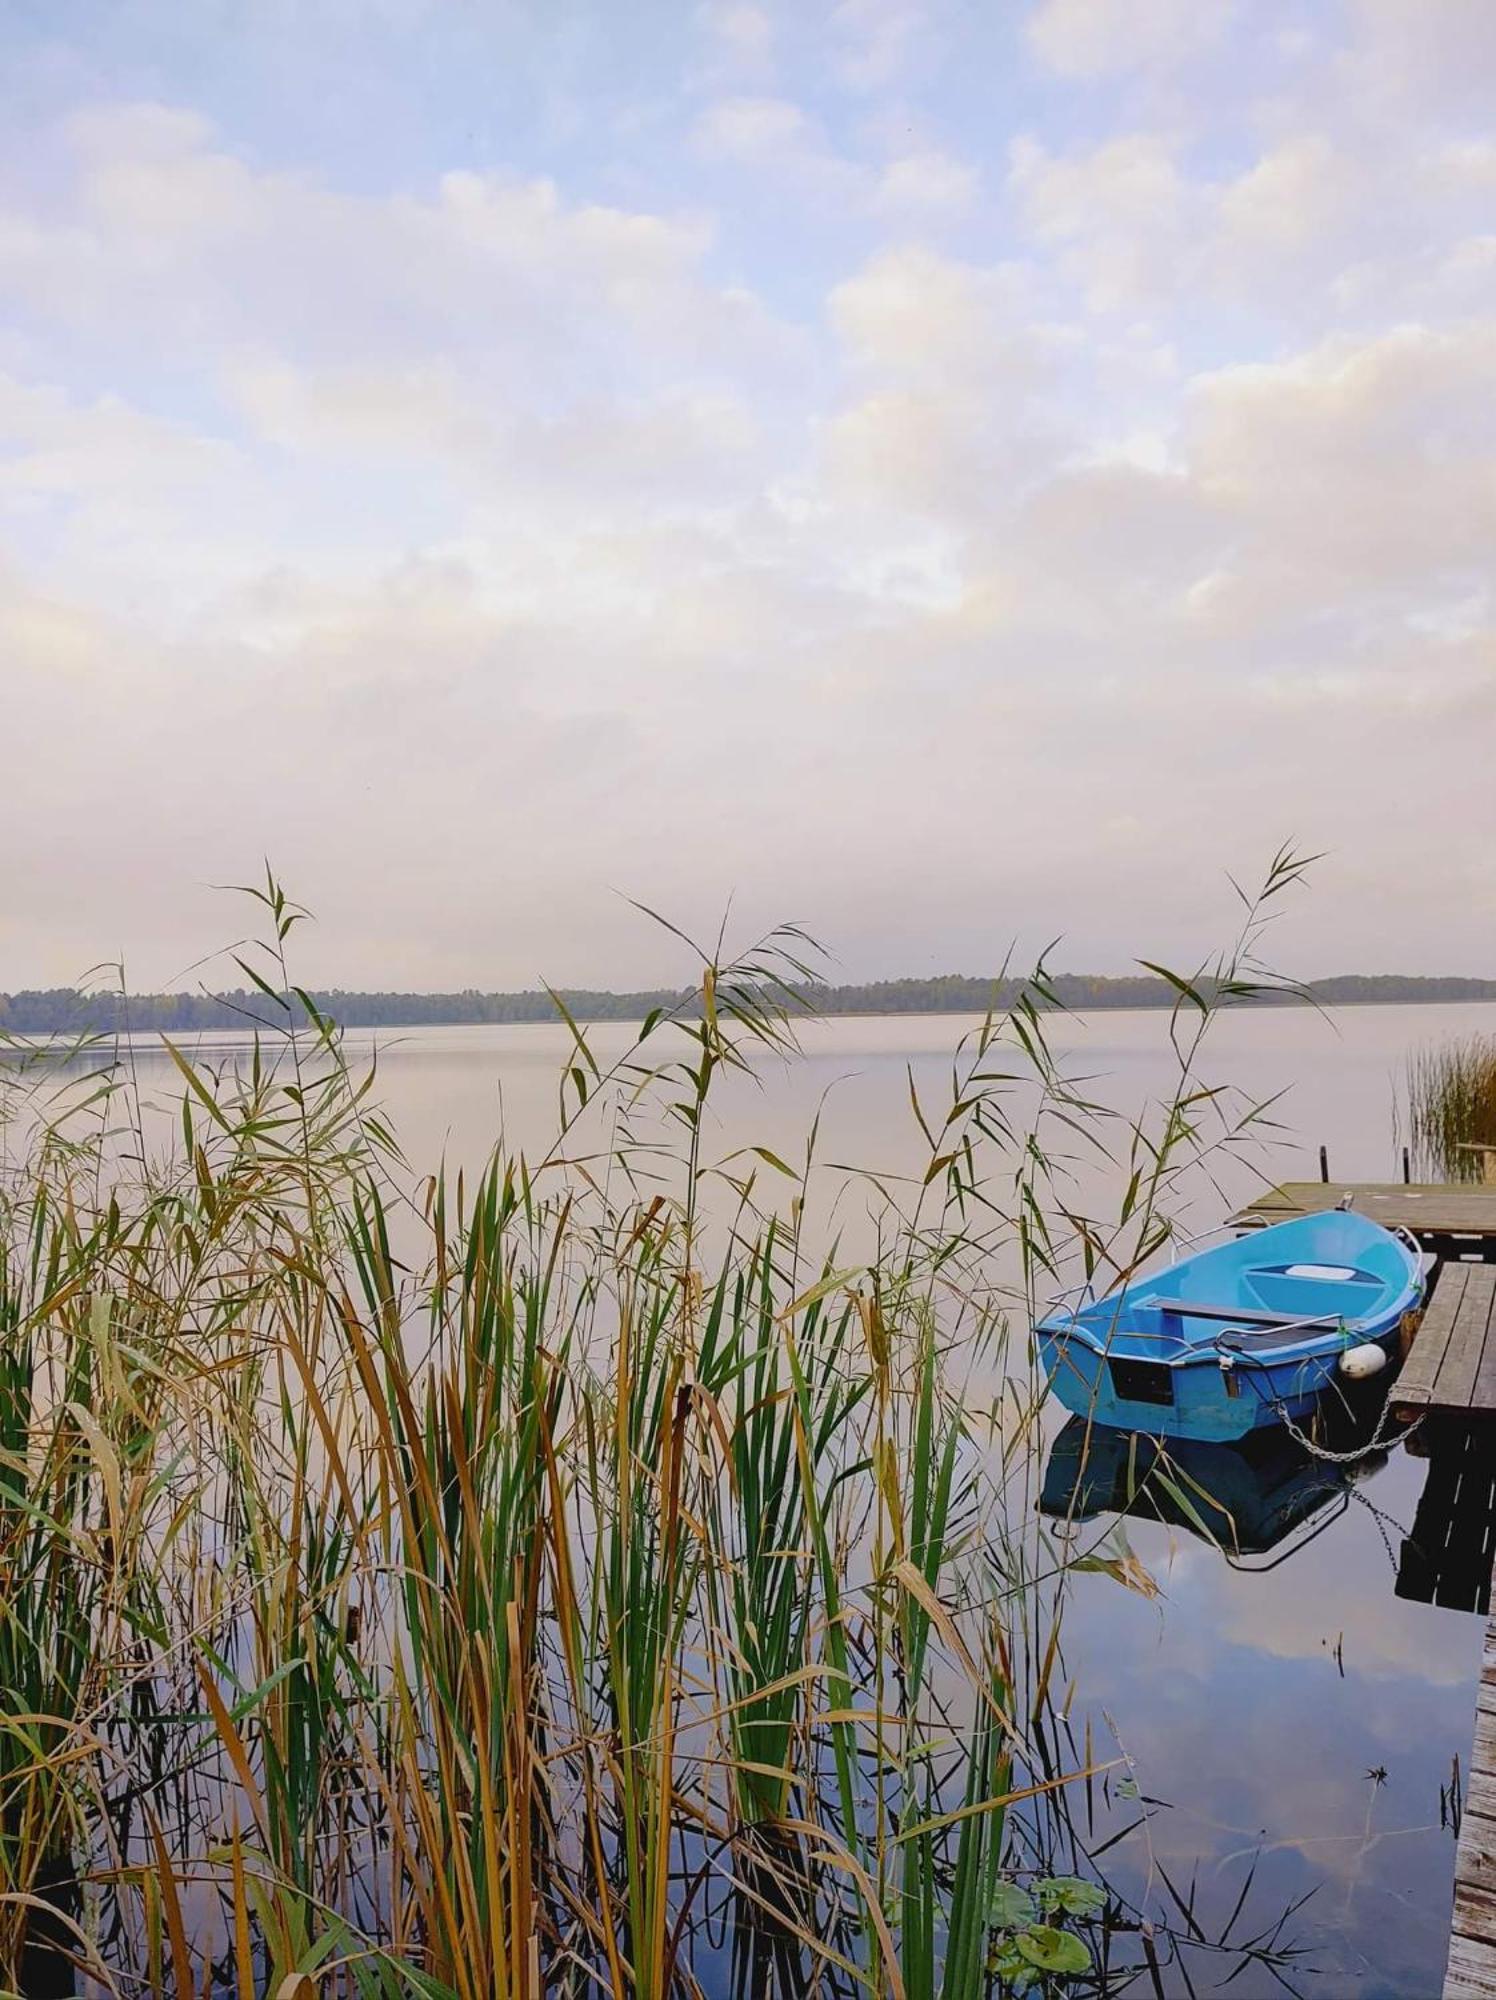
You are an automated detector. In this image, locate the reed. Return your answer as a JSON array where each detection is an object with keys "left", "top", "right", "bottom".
[
  {"left": 1402, "top": 1034, "right": 1496, "bottom": 1183},
  {"left": 0, "top": 858, "right": 1313, "bottom": 1997}
]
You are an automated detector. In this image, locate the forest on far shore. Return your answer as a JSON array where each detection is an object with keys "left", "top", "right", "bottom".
[{"left": 4, "top": 972, "right": 1496, "bottom": 1036}]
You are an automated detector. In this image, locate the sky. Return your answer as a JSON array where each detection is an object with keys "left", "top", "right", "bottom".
[{"left": 1, "top": 0, "right": 1493, "bottom": 993}]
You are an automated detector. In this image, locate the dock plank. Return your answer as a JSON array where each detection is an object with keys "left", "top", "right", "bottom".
[
  {"left": 1454, "top": 1883, "right": 1496, "bottom": 1946},
  {"left": 1447, "top": 1930, "right": 1496, "bottom": 2000},
  {"left": 1408, "top": 1227, "right": 1496, "bottom": 1997},
  {"left": 1438, "top": 1270, "right": 1496, "bottom": 1414},
  {"left": 1399, "top": 1265, "right": 1472, "bottom": 1410},
  {"left": 1471, "top": 1276, "right": 1496, "bottom": 1414},
  {"left": 1458, "top": 1819, "right": 1496, "bottom": 1900},
  {"left": 1237, "top": 1182, "right": 1496, "bottom": 1242},
  {"left": 1394, "top": 1268, "right": 1496, "bottom": 1424},
  {"left": 1470, "top": 1709, "right": 1496, "bottom": 1782},
  {"left": 1446, "top": 1539, "right": 1496, "bottom": 1996}
]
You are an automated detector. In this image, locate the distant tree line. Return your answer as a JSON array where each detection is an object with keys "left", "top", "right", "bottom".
[{"left": 3, "top": 971, "right": 1496, "bottom": 1038}]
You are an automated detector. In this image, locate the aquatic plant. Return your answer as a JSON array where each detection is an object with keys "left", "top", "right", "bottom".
[
  {"left": 1401, "top": 1033, "right": 1496, "bottom": 1182},
  {"left": 0, "top": 858, "right": 1314, "bottom": 1997}
]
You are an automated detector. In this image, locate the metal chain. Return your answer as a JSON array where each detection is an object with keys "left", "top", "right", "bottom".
[
  {"left": 1346, "top": 1483, "right": 1411, "bottom": 1572},
  {"left": 1271, "top": 1394, "right": 1423, "bottom": 1463}
]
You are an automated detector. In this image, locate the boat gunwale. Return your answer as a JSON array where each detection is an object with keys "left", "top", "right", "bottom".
[
  {"left": 1034, "top": 1308, "right": 1405, "bottom": 1371},
  {"left": 1034, "top": 1217, "right": 1423, "bottom": 1370}
]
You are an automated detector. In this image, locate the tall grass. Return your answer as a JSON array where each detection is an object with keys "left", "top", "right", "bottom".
[
  {"left": 1401, "top": 1034, "right": 1496, "bottom": 1182},
  {"left": 0, "top": 856, "right": 1312, "bottom": 1998}
]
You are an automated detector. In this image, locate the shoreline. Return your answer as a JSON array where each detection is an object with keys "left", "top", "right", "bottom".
[{"left": 6, "top": 989, "right": 1496, "bottom": 1050}]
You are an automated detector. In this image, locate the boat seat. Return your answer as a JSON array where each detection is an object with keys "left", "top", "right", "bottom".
[
  {"left": 1145, "top": 1296, "right": 1341, "bottom": 1328},
  {"left": 1217, "top": 1323, "right": 1343, "bottom": 1352}
]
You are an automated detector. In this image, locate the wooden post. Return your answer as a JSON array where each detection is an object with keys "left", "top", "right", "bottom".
[
  {"left": 1319, "top": 1144, "right": 1330, "bottom": 1184},
  {"left": 1403, "top": 1146, "right": 1412, "bottom": 1185}
]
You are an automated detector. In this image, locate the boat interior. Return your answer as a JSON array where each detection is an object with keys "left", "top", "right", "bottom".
[{"left": 1061, "top": 1258, "right": 1395, "bottom": 1355}]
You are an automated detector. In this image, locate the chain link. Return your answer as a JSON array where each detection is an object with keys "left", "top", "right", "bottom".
[
  {"left": 1271, "top": 1393, "right": 1422, "bottom": 1463},
  {"left": 1346, "top": 1483, "right": 1411, "bottom": 1572}
]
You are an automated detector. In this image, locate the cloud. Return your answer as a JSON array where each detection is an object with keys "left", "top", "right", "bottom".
[
  {"left": 1025, "top": 0, "right": 1238, "bottom": 80},
  {"left": 1341, "top": 0, "right": 1496, "bottom": 119},
  {"left": 1187, "top": 322, "right": 1496, "bottom": 601},
  {"left": 696, "top": 1, "right": 775, "bottom": 77},
  {"left": 1008, "top": 131, "right": 1194, "bottom": 313},
  {"left": 1005, "top": 112, "right": 1496, "bottom": 337},
  {"left": 4, "top": 104, "right": 761, "bottom": 390},
  {"left": 831, "top": 0, "right": 932, "bottom": 93},
  {"left": 829, "top": 245, "right": 1046, "bottom": 380},
  {"left": 1, "top": 0, "right": 1495, "bottom": 991},
  {"left": 693, "top": 92, "right": 808, "bottom": 161},
  {"left": 226, "top": 359, "right": 761, "bottom": 511},
  {"left": 692, "top": 92, "right": 870, "bottom": 208},
  {"left": 0, "top": 372, "right": 237, "bottom": 503},
  {"left": 695, "top": 93, "right": 978, "bottom": 224},
  {"left": 1217, "top": 135, "right": 1356, "bottom": 256},
  {"left": 873, "top": 148, "right": 976, "bottom": 218}
]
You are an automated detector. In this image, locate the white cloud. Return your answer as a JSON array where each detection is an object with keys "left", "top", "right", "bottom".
[
  {"left": 1005, "top": 112, "right": 1496, "bottom": 336},
  {"left": 874, "top": 148, "right": 977, "bottom": 218},
  {"left": 832, "top": 0, "right": 931, "bottom": 92},
  {"left": 692, "top": 92, "right": 870, "bottom": 208},
  {"left": 1341, "top": 0, "right": 1496, "bottom": 118},
  {"left": 1025, "top": 0, "right": 1238, "bottom": 80},
  {"left": 1217, "top": 135, "right": 1355, "bottom": 254},
  {"left": 228, "top": 357, "right": 761, "bottom": 512},
  {"left": 693, "top": 92, "right": 808, "bottom": 161},
  {"left": 695, "top": 93, "right": 978, "bottom": 223},
  {"left": 696, "top": 1, "right": 775, "bottom": 76},
  {"left": 0, "top": 373, "right": 237, "bottom": 502},
  {"left": 1008, "top": 131, "right": 1194, "bottom": 312},
  {"left": 1009, "top": 131, "right": 1186, "bottom": 242},
  {"left": 3, "top": 106, "right": 761, "bottom": 389},
  {"left": 829, "top": 245, "right": 1045, "bottom": 379},
  {"left": 1186, "top": 322, "right": 1496, "bottom": 605},
  {"left": 3, "top": 0, "right": 1496, "bottom": 990}
]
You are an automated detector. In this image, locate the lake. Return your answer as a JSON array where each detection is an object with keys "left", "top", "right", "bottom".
[{"left": 105, "top": 1000, "right": 1496, "bottom": 1994}]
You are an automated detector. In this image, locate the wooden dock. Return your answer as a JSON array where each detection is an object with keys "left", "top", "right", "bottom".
[
  {"left": 1235, "top": 1182, "right": 1496, "bottom": 1263},
  {"left": 1395, "top": 1265, "right": 1496, "bottom": 1424},
  {"left": 1235, "top": 1182, "right": 1496, "bottom": 1993},
  {"left": 1448, "top": 1622, "right": 1496, "bottom": 1997}
]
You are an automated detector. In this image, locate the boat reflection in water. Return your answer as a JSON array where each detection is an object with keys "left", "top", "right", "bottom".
[{"left": 1039, "top": 1408, "right": 1390, "bottom": 1564}]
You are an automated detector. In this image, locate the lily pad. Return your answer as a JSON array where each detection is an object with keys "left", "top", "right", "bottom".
[
  {"left": 987, "top": 1880, "right": 1038, "bottom": 1929},
  {"left": 991, "top": 1938, "right": 1038, "bottom": 1993},
  {"left": 1037, "top": 1874, "right": 1106, "bottom": 1916},
  {"left": 1015, "top": 1924, "right": 1092, "bottom": 1975}
]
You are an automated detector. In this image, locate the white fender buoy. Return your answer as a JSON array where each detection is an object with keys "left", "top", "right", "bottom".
[{"left": 1339, "top": 1342, "right": 1388, "bottom": 1380}]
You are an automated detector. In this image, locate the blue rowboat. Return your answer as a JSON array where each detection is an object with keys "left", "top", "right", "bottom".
[{"left": 1035, "top": 1211, "right": 1424, "bottom": 1442}]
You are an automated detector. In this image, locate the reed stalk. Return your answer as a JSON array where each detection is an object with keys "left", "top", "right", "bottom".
[{"left": 1401, "top": 1034, "right": 1496, "bottom": 1182}]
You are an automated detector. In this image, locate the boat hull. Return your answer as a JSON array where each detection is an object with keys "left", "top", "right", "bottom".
[{"left": 1037, "top": 1322, "right": 1401, "bottom": 1441}]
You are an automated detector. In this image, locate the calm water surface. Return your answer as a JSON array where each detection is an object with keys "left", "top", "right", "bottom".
[{"left": 120, "top": 1002, "right": 1496, "bottom": 1995}]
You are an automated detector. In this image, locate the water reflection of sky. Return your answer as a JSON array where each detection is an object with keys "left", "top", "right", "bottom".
[
  {"left": 56, "top": 1000, "right": 1496, "bottom": 1993},
  {"left": 1054, "top": 1436, "right": 1479, "bottom": 1995}
]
